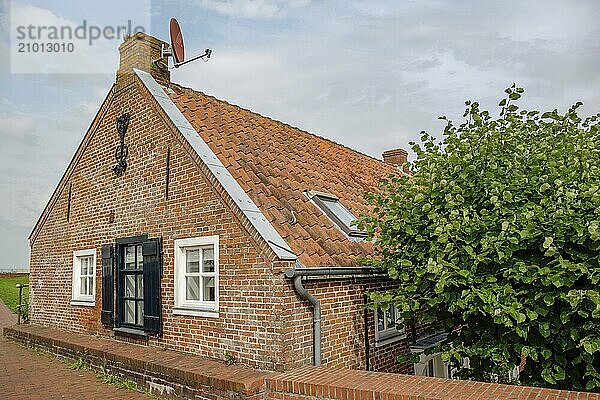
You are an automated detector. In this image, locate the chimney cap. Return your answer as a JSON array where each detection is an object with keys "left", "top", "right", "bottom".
[
  {"left": 382, "top": 148, "right": 409, "bottom": 168},
  {"left": 382, "top": 148, "right": 408, "bottom": 157}
]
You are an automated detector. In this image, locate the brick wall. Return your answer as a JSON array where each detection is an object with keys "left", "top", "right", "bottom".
[
  {"left": 266, "top": 366, "right": 600, "bottom": 400},
  {"left": 279, "top": 278, "right": 414, "bottom": 374}
]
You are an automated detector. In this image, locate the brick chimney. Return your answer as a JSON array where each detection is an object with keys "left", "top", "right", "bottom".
[
  {"left": 116, "top": 32, "right": 170, "bottom": 90},
  {"left": 382, "top": 148, "right": 408, "bottom": 168}
]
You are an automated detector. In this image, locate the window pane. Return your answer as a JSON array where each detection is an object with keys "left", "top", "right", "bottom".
[
  {"left": 137, "top": 301, "right": 144, "bottom": 326},
  {"left": 80, "top": 256, "right": 90, "bottom": 276},
  {"left": 125, "top": 246, "right": 136, "bottom": 269},
  {"left": 87, "top": 257, "right": 94, "bottom": 276},
  {"left": 87, "top": 277, "right": 94, "bottom": 296},
  {"left": 136, "top": 245, "right": 143, "bottom": 269},
  {"left": 321, "top": 197, "right": 357, "bottom": 228},
  {"left": 203, "top": 277, "right": 215, "bottom": 302},
  {"left": 377, "top": 310, "right": 385, "bottom": 332},
  {"left": 80, "top": 277, "right": 87, "bottom": 295},
  {"left": 186, "top": 249, "right": 200, "bottom": 273},
  {"left": 137, "top": 274, "right": 144, "bottom": 298},
  {"left": 186, "top": 276, "right": 200, "bottom": 301},
  {"left": 385, "top": 308, "right": 394, "bottom": 330},
  {"left": 125, "top": 275, "right": 135, "bottom": 297},
  {"left": 203, "top": 248, "right": 214, "bottom": 261},
  {"left": 124, "top": 300, "right": 135, "bottom": 324},
  {"left": 202, "top": 249, "right": 215, "bottom": 273}
]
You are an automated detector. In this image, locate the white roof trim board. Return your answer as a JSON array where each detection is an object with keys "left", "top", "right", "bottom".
[{"left": 134, "top": 69, "right": 297, "bottom": 260}]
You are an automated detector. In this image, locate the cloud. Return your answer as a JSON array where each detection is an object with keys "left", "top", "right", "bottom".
[
  {"left": 0, "top": 115, "right": 39, "bottom": 145},
  {"left": 74, "top": 100, "right": 101, "bottom": 117},
  {"left": 173, "top": 0, "right": 599, "bottom": 156},
  {"left": 8, "top": 1, "right": 145, "bottom": 74},
  {"left": 193, "top": 0, "right": 310, "bottom": 19},
  {"left": 0, "top": 217, "right": 30, "bottom": 269}
]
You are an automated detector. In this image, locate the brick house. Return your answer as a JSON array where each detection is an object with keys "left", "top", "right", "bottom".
[{"left": 28, "top": 32, "right": 437, "bottom": 375}]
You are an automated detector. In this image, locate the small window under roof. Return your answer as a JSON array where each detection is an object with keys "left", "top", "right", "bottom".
[{"left": 305, "top": 190, "right": 367, "bottom": 239}]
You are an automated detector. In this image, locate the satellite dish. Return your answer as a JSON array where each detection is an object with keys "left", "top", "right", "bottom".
[
  {"left": 161, "top": 18, "right": 212, "bottom": 69},
  {"left": 169, "top": 18, "right": 185, "bottom": 64}
]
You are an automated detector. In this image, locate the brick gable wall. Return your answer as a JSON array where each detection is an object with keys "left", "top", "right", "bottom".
[{"left": 29, "top": 79, "right": 297, "bottom": 370}]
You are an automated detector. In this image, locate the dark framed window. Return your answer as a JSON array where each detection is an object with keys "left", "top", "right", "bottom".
[
  {"left": 113, "top": 235, "right": 162, "bottom": 334},
  {"left": 305, "top": 190, "right": 367, "bottom": 238},
  {"left": 120, "top": 244, "right": 144, "bottom": 329}
]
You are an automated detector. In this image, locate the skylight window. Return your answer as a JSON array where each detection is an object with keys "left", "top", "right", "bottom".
[{"left": 305, "top": 190, "right": 367, "bottom": 239}]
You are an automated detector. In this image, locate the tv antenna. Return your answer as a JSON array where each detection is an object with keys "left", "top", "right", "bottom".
[{"left": 161, "top": 17, "right": 212, "bottom": 69}]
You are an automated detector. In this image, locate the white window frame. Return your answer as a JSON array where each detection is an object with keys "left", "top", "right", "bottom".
[
  {"left": 304, "top": 190, "right": 367, "bottom": 240},
  {"left": 71, "top": 248, "right": 97, "bottom": 306},
  {"left": 375, "top": 304, "right": 406, "bottom": 347},
  {"left": 173, "top": 235, "right": 219, "bottom": 318}
]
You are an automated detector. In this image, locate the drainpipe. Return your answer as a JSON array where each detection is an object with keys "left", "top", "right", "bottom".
[
  {"left": 285, "top": 265, "right": 386, "bottom": 367},
  {"left": 293, "top": 275, "right": 322, "bottom": 366}
]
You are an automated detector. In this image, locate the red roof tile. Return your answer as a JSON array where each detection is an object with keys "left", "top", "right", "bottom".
[{"left": 168, "top": 85, "right": 398, "bottom": 266}]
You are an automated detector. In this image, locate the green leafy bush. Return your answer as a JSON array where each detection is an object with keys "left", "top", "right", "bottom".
[{"left": 359, "top": 86, "right": 600, "bottom": 391}]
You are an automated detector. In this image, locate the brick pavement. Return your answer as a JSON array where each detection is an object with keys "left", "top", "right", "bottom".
[{"left": 0, "top": 300, "right": 156, "bottom": 399}]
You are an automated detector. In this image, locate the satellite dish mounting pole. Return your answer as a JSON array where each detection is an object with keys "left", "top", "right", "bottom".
[{"left": 159, "top": 17, "right": 212, "bottom": 70}]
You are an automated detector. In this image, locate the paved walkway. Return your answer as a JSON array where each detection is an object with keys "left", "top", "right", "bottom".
[{"left": 0, "top": 301, "right": 155, "bottom": 399}]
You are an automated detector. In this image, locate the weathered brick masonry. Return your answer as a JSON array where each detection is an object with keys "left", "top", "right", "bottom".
[
  {"left": 279, "top": 278, "right": 413, "bottom": 373},
  {"left": 28, "top": 32, "right": 410, "bottom": 373},
  {"left": 6, "top": 324, "right": 599, "bottom": 400},
  {"left": 265, "top": 367, "right": 600, "bottom": 400}
]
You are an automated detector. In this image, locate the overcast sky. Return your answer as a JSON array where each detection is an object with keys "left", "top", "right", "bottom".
[{"left": 0, "top": 0, "right": 598, "bottom": 269}]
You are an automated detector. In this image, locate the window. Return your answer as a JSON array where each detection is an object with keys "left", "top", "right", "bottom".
[
  {"left": 305, "top": 190, "right": 366, "bottom": 238},
  {"left": 113, "top": 236, "right": 162, "bottom": 335},
  {"left": 121, "top": 244, "right": 145, "bottom": 329},
  {"left": 71, "top": 249, "right": 97, "bottom": 306},
  {"left": 173, "top": 236, "right": 219, "bottom": 317},
  {"left": 375, "top": 304, "right": 405, "bottom": 346}
]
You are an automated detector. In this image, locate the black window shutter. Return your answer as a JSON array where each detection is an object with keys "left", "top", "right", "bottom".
[
  {"left": 101, "top": 244, "right": 114, "bottom": 326},
  {"left": 142, "top": 238, "right": 162, "bottom": 333}
]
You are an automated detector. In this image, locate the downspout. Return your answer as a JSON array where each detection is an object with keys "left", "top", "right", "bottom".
[
  {"left": 285, "top": 265, "right": 386, "bottom": 367},
  {"left": 363, "top": 292, "right": 370, "bottom": 371},
  {"left": 293, "top": 275, "right": 322, "bottom": 366}
]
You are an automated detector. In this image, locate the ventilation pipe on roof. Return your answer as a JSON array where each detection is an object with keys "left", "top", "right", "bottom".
[{"left": 284, "top": 264, "right": 386, "bottom": 367}]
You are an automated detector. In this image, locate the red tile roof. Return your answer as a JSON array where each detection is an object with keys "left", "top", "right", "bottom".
[{"left": 168, "top": 84, "right": 398, "bottom": 267}]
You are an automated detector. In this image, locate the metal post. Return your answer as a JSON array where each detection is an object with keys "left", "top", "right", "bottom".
[{"left": 15, "top": 283, "right": 28, "bottom": 325}]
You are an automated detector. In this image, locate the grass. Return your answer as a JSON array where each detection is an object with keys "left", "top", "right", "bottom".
[
  {"left": 68, "top": 357, "right": 90, "bottom": 371},
  {"left": 96, "top": 367, "right": 174, "bottom": 399},
  {"left": 0, "top": 274, "right": 29, "bottom": 313}
]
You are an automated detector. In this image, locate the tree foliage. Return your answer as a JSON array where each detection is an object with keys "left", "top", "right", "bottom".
[{"left": 359, "top": 86, "right": 600, "bottom": 391}]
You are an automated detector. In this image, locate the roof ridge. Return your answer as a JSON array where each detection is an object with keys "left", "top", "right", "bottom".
[{"left": 169, "top": 82, "right": 395, "bottom": 169}]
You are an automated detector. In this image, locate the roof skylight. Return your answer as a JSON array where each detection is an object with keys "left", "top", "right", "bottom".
[{"left": 305, "top": 190, "right": 367, "bottom": 239}]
